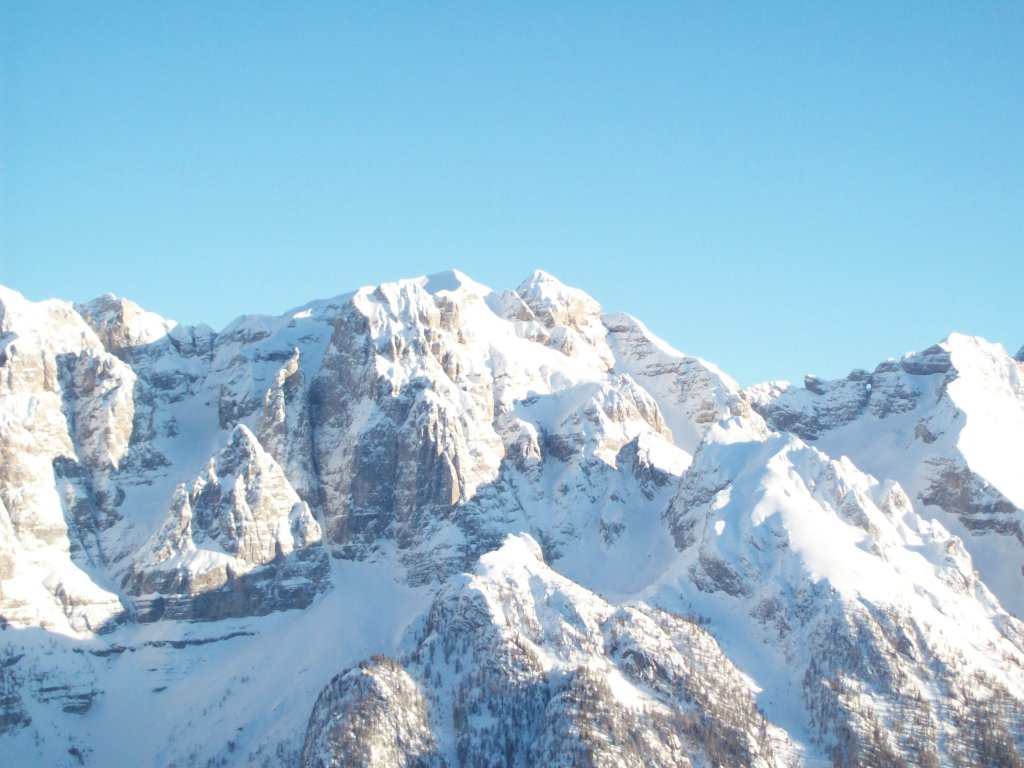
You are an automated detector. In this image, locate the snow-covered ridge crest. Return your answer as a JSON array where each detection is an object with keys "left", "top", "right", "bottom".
[
  {"left": 747, "top": 331, "right": 1024, "bottom": 616},
  {"left": 3, "top": 272, "right": 1024, "bottom": 767},
  {"left": 659, "top": 413, "right": 1024, "bottom": 765},
  {"left": 302, "top": 533, "right": 795, "bottom": 767}
]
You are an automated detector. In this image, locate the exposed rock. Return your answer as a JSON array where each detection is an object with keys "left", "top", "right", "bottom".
[
  {"left": 127, "top": 425, "right": 329, "bottom": 621},
  {"left": 663, "top": 416, "right": 1024, "bottom": 766},
  {"left": 0, "top": 649, "right": 30, "bottom": 736},
  {"left": 303, "top": 535, "right": 791, "bottom": 768},
  {"left": 746, "top": 333, "right": 1024, "bottom": 615},
  {"left": 921, "top": 458, "right": 1021, "bottom": 541}
]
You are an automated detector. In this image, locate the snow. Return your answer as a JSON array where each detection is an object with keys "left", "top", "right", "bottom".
[
  {"left": 644, "top": 411, "right": 1024, "bottom": 752},
  {"left": 2, "top": 555, "right": 431, "bottom": 768},
  {"left": 758, "top": 333, "right": 1024, "bottom": 616},
  {"left": 4, "top": 272, "right": 1024, "bottom": 766},
  {"left": 944, "top": 333, "right": 1024, "bottom": 507}
]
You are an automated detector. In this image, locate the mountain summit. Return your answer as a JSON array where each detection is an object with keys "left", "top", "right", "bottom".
[{"left": 1, "top": 273, "right": 1022, "bottom": 767}]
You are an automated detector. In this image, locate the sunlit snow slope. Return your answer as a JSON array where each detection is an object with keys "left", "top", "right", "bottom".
[{"left": 1, "top": 272, "right": 1022, "bottom": 767}]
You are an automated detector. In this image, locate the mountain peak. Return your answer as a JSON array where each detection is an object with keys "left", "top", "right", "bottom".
[
  {"left": 77, "top": 292, "right": 175, "bottom": 354},
  {"left": 3, "top": 271, "right": 1024, "bottom": 767},
  {"left": 515, "top": 270, "right": 601, "bottom": 321},
  {"left": 516, "top": 269, "right": 586, "bottom": 299},
  {"left": 418, "top": 269, "right": 489, "bottom": 296},
  {"left": 525, "top": 267, "right": 561, "bottom": 284}
]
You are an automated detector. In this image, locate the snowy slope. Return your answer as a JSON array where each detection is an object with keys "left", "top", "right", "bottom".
[
  {"left": 748, "top": 334, "right": 1024, "bottom": 615},
  {"left": 2, "top": 272, "right": 1024, "bottom": 767},
  {"left": 656, "top": 414, "right": 1024, "bottom": 766},
  {"left": 302, "top": 534, "right": 795, "bottom": 768}
]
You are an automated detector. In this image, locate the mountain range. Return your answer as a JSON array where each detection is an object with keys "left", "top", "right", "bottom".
[{"left": 1, "top": 270, "right": 1022, "bottom": 767}]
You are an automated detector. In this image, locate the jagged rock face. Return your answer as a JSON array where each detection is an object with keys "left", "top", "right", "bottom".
[
  {"left": 302, "top": 535, "right": 792, "bottom": 768},
  {"left": 0, "top": 285, "right": 324, "bottom": 630},
  {"left": 604, "top": 312, "right": 745, "bottom": 453},
  {"left": 303, "top": 271, "right": 723, "bottom": 586},
  {"left": 256, "top": 350, "right": 319, "bottom": 507},
  {"left": 661, "top": 416, "right": 1024, "bottom": 767},
  {"left": 75, "top": 294, "right": 176, "bottom": 361},
  {"left": 127, "top": 425, "right": 328, "bottom": 622},
  {"left": 513, "top": 270, "right": 616, "bottom": 370},
  {"left": 1, "top": 271, "right": 736, "bottom": 629},
  {"left": 746, "top": 342, "right": 956, "bottom": 442},
  {"left": 3, "top": 272, "right": 1024, "bottom": 768},
  {"left": 309, "top": 279, "right": 506, "bottom": 555},
  {"left": 0, "top": 288, "right": 127, "bottom": 633},
  {"left": 746, "top": 333, "right": 1024, "bottom": 615}
]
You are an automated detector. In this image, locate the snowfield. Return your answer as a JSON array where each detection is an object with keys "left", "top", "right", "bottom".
[{"left": 2, "top": 271, "right": 1023, "bottom": 767}]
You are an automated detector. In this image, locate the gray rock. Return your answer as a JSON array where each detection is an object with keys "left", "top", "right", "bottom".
[
  {"left": 127, "top": 425, "right": 330, "bottom": 621},
  {"left": 302, "top": 535, "right": 788, "bottom": 768}
]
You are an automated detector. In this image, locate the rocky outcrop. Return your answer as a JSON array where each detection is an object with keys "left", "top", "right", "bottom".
[
  {"left": 921, "top": 458, "right": 1022, "bottom": 541},
  {"left": 0, "top": 288, "right": 128, "bottom": 633},
  {"left": 302, "top": 535, "right": 791, "bottom": 768},
  {"left": 301, "top": 658, "right": 440, "bottom": 768},
  {"left": 513, "top": 270, "right": 615, "bottom": 371},
  {"left": 127, "top": 425, "right": 328, "bottom": 621},
  {"left": 663, "top": 416, "right": 1024, "bottom": 767},
  {"left": 0, "top": 649, "right": 30, "bottom": 736},
  {"left": 603, "top": 312, "right": 744, "bottom": 454},
  {"left": 256, "top": 349, "right": 320, "bottom": 507},
  {"left": 746, "top": 334, "right": 1024, "bottom": 616},
  {"left": 309, "top": 278, "right": 506, "bottom": 556}
]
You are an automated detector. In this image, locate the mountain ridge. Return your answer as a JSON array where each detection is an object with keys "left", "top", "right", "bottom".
[{"left": 1, "top": 271, "right": 1022, "bottom": 767}]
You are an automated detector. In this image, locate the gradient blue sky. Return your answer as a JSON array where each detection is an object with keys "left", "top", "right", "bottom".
[{"left": 2, "top": 2, "right": 1021, "bottom": 385}]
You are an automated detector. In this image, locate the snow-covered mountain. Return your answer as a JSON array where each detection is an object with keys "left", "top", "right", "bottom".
[
  {"left": 746, "top": 334, "right": 1024, "bottom": 616},
  {"left": 1, "top": 271, "right": 1022, "bottom": 767}
]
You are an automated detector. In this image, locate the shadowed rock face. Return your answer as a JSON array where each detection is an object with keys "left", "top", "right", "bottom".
[
  {"left": 300, "top": 273, "right": 723, "bottom": 583},
  {"left": 129, "top": 549, "right": 329, "bottom": 623},
  {"left": 0, "top": 290, "right": 131, "bottom": 632},
  {"left": 127, "top": 425, "right": 329, "bottom": 622},
  {"left": 0, "top": 650, "right": 31, "bottom": 737},
  {"left": 748, "top": 354, "right": 941, "bottom": 442},
  {"left": 308, "top": 288, "right": 506, "bottom": 556},
  {"left": 921, "top": 458, "right": 1022, "bottom": 541},
  {"left": 2, "top": 272, "right": 731, "bottom": 629},
  {"left": 4, "top": 276, "right": 1024, "bottom": 768}
]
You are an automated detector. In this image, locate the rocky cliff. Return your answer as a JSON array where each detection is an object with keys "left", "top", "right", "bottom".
[{"left": 1, "top": 272, "right": 1023, "bottom": 767}]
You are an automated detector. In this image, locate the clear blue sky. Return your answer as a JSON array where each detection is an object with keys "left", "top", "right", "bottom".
[{"left": 2, "top": 2, "right": 1021, "bottom": 385}]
